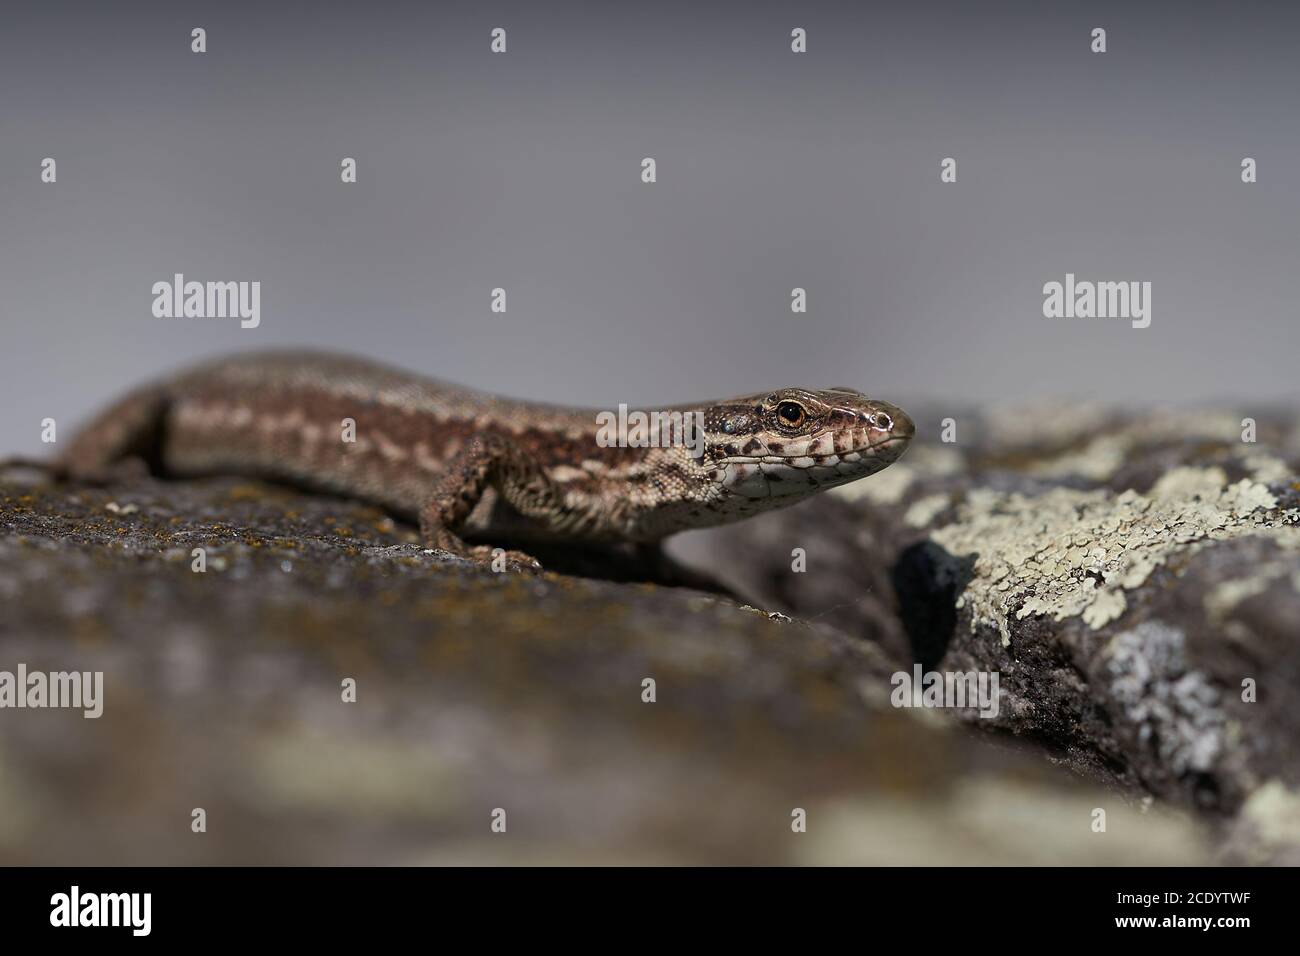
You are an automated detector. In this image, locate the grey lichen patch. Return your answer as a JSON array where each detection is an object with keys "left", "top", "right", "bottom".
[
  {"left": 930, "top": 468, "right": 1296, "bottom": 644},
  {"left": 1105, "top": 621, "right": 1224, "bottom": 777}
]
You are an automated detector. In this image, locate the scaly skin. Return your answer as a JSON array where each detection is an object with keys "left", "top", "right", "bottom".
[{"left": 46, "top": 350, "right": 915, "bottom": 570}]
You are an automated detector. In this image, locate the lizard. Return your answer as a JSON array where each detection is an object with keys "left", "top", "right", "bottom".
[{"left": 10, "top": 350, "right": 915, "bottom": 571}]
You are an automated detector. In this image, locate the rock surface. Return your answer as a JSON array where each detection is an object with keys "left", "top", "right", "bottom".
[
  {"left": 676, "top": 403, "right": 1300, "bottom": 864},
  {"left": 0, "top": 468, "right": 1213, "bottom": 865}
]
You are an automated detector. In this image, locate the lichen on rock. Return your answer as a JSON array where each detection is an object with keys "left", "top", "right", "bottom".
[
  {"left": 1105, "top": 621, "right": 1225, "bottom": 777},
  {"left": 929, "top": 469, "right": 1296, "bottom": 645}
]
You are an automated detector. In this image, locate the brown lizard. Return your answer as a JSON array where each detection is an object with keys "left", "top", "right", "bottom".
[{"left": 15, "top": 350, "right": 915, "bottom": 571}]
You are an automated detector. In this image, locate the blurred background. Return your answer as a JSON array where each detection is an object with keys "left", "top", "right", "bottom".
[{"left": 2, "top": 0, "right": 1296, "bottom": 453}]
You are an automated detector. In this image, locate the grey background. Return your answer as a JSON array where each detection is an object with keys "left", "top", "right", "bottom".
[{"left": 2, "top": 0, "right": 1297, "bottom": 456}]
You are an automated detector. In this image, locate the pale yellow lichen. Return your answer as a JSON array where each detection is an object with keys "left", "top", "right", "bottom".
[
  {"left": 1151, "top": 466, "right": 1230, "bottom": 500},
  {"left": 983, "top": 404, "right": 1290, "bottom": 487},
  {"left": 796, "top": 776, "right": 1207, "bottom": 866},
  {"left": 1027, "top": 433, "right": 1130, "bottom": 481},
  {"left": 1239, "top": 781, "right": 1300, "bottom": 854},
  {"left": 1243, "top": 452, "right": 1293, "bottom": 485},
  {"left": 1204, "top": 571, "right": 1284, "bottom": 624},
  {"left": 903, "top": 494, "right": 950, "bottom": 528},
  {"left": 1224, "top": 479, "right": 1280, "bottom": 514},
  {"left": 984, "top": 404, "right": 1246, "bottom": 457},
  {"left": 930, "top": 469, "right": 1296, "bottom": 645},
  {"left": 835, "top": 445, "right": 964, "bottom": 506},
  {"left": 837, "top": 461, "right": 913, "bottom": 505},
  {"left": 914, "top": 445, "right": 967, "bottom": 478},
  {"left": 1082, "top": 588, "right": 1127, "bottom": 629},
  {"left": 982, "top": 402, "right": 1114, "bottom": 449}
]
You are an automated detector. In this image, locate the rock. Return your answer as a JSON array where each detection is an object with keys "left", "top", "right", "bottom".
[
  {"left": 677, "top": 405, "right": 1300, "bottom": 863},
  {"left": 0, "top": 474, "right": 1208, "bottom": 864}
]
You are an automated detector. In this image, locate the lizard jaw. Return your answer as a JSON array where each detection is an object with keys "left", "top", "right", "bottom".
[{"left": 714, "top": 430, "right": 913, "bottom": 499}]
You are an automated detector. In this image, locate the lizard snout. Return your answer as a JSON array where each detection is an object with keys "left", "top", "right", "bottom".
[{"left": 869, "top": 402, "right": 915, "bottom": 442}]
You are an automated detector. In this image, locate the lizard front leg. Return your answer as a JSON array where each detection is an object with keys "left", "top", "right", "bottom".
[{"left": 419, "top": 433, "right": 560, "bottom": 572}]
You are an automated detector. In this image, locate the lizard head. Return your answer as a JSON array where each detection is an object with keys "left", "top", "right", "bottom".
[{"left": 702, "top": 387, "right": 915, "bottom": 500}]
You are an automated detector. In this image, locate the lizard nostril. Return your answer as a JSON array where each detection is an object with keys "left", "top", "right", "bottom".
[{"left": 873, "top": 412, "right": 893, "bottom": 431}]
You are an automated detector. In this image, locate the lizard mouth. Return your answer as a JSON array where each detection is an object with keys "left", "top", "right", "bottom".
[
  {"left": 871, "top": 434, "right": 910, "bottom": 452},
  {"left": 714, "top": 430, "right": 912, "bottom": 498},
  {"left": 717, "top": 431, "right": 910, "bottom": 468}
]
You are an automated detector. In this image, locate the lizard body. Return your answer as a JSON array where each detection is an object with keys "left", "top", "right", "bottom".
[{"left": 50, "top": 350, "right": 915, "bottom": 569}]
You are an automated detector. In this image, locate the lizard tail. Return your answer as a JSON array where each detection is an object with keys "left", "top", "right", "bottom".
[
  {"left": 0, "top": 455, "right": 69, "bottom": 480},
  {"left": 53, "top": 384, "right": 171, "bottom": 481}
]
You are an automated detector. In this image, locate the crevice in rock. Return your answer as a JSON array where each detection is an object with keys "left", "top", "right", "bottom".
[{"left": 891, "top": 541, "right": 973, "bottom": 670}]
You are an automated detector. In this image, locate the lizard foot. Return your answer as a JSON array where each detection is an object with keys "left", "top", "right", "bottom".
[
  {"left": 463, "top": 545, "right": 544, "bottom": 574},
  {"left": 420, "top": 521, "right": 542, "bottom": 573}
]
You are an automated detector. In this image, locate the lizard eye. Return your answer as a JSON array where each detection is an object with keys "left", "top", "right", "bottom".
[{"left": 776, "top": 401, "right": 806, "bottom": 428}]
